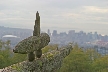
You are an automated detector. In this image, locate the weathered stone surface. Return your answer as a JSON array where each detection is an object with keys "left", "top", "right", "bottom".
[
  {"left": 39, "top": 33, "right": 50, "bottom": 49},
  {"left": 13, "top": 36, "right": 40, "bottom": 54},
  {"left": 13, "top": 33, "right": 50, "bottom": 54},
  {"left": 1, "top": 45, "right": 73, "bottom": 72},
  {"left": 28, "top": 52, "right": 35, "bottom": 62},
  {"left": 33, "top": 11, "right": 40, "bottom": 37},
  {"left": 35, "top": 49, "right": 42, "bottom": 58}
]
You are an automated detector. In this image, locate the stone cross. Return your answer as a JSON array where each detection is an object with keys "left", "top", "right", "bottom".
[
  {"left": 1, "top": 12, "right": 73, "bottom": 72},
  {"left": 33, "top": 11, "right": 40, "bottom": 37},
  {"left": 13, "top": 11, "right": 50, "bottom": 62}
]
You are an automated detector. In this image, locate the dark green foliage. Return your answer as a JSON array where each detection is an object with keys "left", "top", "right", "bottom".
[
  {"left": 0, "top": 40, "right": 108, "bottom": 72},
  {"left": 36, "top": 49, "right": 42, "bottom": 58},
  {"left": 0, "top": 40, "right": 26, "bottom": 69},
  {"left": 28, "top": 52, "right": 35, "bottom": 62},
  {"left": 59, "top": 44, "right": 92, "bottom": 72},
  {"left": 59, "top": 44, "right": 108, "bottom": 72},
  {"left": 92, "top": 55, "right": 108, "bottom": 72},
  {"left": 42, "top": 44, "right": 58, "bottom": 53}
]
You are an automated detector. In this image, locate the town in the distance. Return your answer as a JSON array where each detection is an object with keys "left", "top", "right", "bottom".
[{"left": 0, "top": 26, "right": 108, "bottom": 55}]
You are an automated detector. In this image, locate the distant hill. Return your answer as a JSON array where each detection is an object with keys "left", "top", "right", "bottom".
[
  {"left": 0, "top": 26, "right": 33, "bottom": 39},
  {"left": 0, "top": 26, "right": 33, "bottom": 32},
  {"left": 0, "top": 26, "right": 33, "bottom": 48}
]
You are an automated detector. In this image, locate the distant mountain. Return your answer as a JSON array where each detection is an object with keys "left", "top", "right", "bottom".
[
  {"left": 0, "top": 26, "right": 34, "bottom": 48},
  {"left": 0, "top": 26, "right": 33, "bottom": 39},
  {"left": 0, "top": 26, "right": 33, "bottom": 32}
]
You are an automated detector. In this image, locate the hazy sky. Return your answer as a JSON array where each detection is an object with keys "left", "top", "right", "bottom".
[{"left": 0, "top": 0, "right": 108, "bottom": 34}]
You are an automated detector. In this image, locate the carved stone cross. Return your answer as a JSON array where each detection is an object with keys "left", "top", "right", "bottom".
[{"left": 13, "top": 11, "right": 50, "bottom": 61}]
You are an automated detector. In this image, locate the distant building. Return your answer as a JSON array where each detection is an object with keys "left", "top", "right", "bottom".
[
  {"left": 68, "top": 30, "right": 75, "bottom": 36},
  {"left": 2, "top": 35, "right": 21, "bottom": 48},
  {"left": 52, "top": 30, "right": 57, "bottom": 36},
  {"left": 92, "top": 32, "right": 98, "bottom": 40},
  {"left": 47, "top": 29, "right": 51, "bottom": 36},
  {"left": 79, "top": 31, "right": 83, "bottom": 34},
  {"left": 59, "top": 32, "right": 67, "bottom": 37},
  {"left": 2, "top": 35, "right": 19, "bottom": 38}
]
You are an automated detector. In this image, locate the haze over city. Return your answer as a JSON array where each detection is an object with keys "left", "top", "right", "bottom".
[{"left": 0, "top": 0, "right": 108, "bottom": 34}]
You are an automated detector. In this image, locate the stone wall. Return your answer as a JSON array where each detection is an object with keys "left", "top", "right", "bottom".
[{"left": 1, "top": 45, "right": 72, "bottom": 72}]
